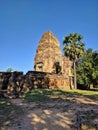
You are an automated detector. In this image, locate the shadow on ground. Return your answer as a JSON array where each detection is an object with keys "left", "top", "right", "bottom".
[
  {"left": 0, "top": 98, "right": 27, "bottom": 130},
  {"left": 0, "top": 89, "right": 98, "bottom": 130}
]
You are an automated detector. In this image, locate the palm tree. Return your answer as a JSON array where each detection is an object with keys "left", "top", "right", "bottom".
[{"left": 63, "top": 33, "right": 85, "bottom": 89}]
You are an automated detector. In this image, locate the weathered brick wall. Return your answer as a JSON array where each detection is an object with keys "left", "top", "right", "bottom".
[
  {"left": 46, "top": 74, "right": 71, "bottom": 89},
  {"left": 0, "top": 72, "right": 11, "bottom": 90},
  {"left": 34, "top": 31, "right": 63, "bottom": 73},
  {"left": 34, "top": 31, "right": 73, "bottom": 78},
  {"left": 0, "top": 71, "right": 71, "bottom": 92},
  {"left": 0, "top": 72, "right": 23, "bottom": 91}
]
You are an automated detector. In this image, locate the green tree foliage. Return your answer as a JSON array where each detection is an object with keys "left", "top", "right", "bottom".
[
  {"left": 63, "top": 33, "right": 85, "bottom": 89},
  {"left": 6, "top": 68, "right": 13, "bottom": 72},
  {"left": 77, "top": 48, "right": 98, "bottom": 88}
]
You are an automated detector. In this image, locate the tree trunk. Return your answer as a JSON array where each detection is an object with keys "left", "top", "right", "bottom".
[{"left": 74, "top": 61, "right": 77, "bottom": 89}]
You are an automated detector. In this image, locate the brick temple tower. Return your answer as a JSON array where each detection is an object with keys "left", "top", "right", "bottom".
[{"left": 34, "top": 31, "right": 73, "bottom": 77}]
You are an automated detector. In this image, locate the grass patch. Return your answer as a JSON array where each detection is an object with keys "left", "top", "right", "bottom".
[
  {"left": 21, "top": 89, "right": 67, "bottom": 102},
  {"left": 21, "top": 88, "right": 98, "bottom": 102},
  {"left": 65, "top": 89, "right": 98, "bottom": 100}
]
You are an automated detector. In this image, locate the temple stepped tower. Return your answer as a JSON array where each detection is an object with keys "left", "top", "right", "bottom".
[{"left": 34, "top": 31, "right": 72, "bottom": 77}]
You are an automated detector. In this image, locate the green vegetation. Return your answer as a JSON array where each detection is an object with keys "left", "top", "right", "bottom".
[
  {"left": 63, "top": 33, "right": 98, "bottom": 90},
  {"left": 21, "top": 89, "right": 98, "bottom": 102},
  {"left": 63, "top": 33, "right": 85, "bottom": 89},
  {"left": 77, "top": 48, "right": 98, "bottom": 88},
  {"left": 21, "top": 89, "right": 65, "bottom": 102}
]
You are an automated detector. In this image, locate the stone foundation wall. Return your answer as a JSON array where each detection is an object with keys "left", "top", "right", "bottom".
[
  {"left": 0, "top": 72, "right": 23, "bottom": 91},
  {"left": 46, "top": 74, "right": 71, "bottom": 89},
  {"left": 0, "top": 71, "right": 71, "bottom": 92}
]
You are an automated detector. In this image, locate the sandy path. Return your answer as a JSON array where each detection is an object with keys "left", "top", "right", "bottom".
[{"left": 2, "top": 97, "right": 98, "bottom": 130}]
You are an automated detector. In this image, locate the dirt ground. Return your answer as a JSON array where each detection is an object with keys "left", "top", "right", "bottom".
[{"left": 1, "top": 95, "right": 98, "bottom": 130}]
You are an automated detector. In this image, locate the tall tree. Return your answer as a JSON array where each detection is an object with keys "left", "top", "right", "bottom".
[
  {"left": 77, "top": 49, "right": 93, "bottom": 86},
  {"left": 63, "top": 33, "right": 85, "bottom": 89},
  {"left": 92, "top": 50, "right": 98, "bottom": 86},
  {"left": 77, "top": 48, "right": 98, "bottom": 88}
]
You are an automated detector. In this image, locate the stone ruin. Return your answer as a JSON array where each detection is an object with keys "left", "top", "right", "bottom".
[
  {"left": 0, "top": 71, "right": 51, "bottom": 98},
  {"left": 34, "top": 31, "right": 74, "bottom": 89},
  {"left": 34, "top": 31, "right": 72, "bottom": 75},
  {"left": 0, "top": 31, "right": 74, "bottom": 98}
]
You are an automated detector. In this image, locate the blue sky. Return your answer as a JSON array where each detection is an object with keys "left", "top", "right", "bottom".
[{"left": 0, "top": 0, "right": 98, "bottom": 73}]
